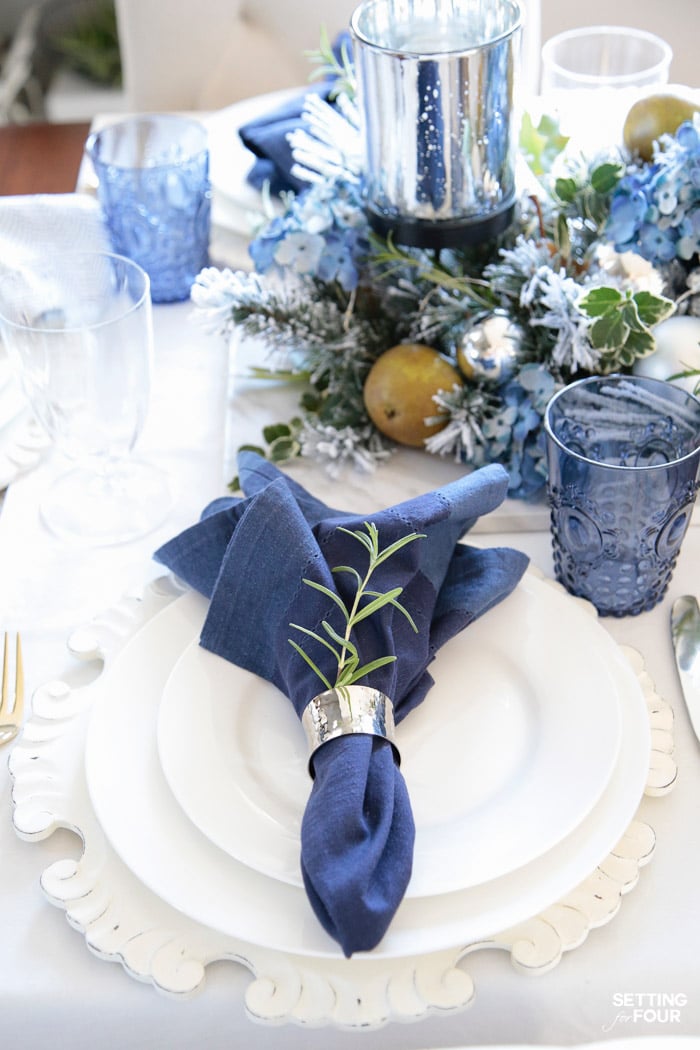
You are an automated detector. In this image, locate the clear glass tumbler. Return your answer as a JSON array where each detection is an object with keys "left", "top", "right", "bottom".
[
  {"left": 0, "top": 251, "right": 171, "bottom": 545},
  {"left": 86, "top": 115, "right": 211, "bottom": 303},
  {"left": 544, "top": 374, "right": 700, "bottom": 616},
  {"left": 540, "top": 25, "right": 672, "bottom": 146}
]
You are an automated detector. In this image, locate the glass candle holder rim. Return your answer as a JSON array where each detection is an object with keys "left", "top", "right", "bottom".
[
  {"left": 544, "top": 373, "right": 700, "bottom": 472},
  {"left": 86, "top": 113, "right": 209, "bottom": 171},
  {"left": 350, "top": 0, "right": 522, "bottom": 57},
  {"left": 540, "top": 24, "right": 673, "bottom": 88},
  {"left": 0, "top": 251, "right": 151, "bottom": 335}
]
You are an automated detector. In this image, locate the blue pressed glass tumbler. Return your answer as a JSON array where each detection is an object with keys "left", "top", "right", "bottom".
[
  {"left": 86, "top": 115, "right": 211, "bottom": 303},
  {"left": 544, "top": 374, "right": 700, "bottom": 616}
]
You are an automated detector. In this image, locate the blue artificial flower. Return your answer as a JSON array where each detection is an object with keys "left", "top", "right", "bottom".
[
  {"left": 248, "top": 177, "right": 369, "bottom": 291},
  {"left": 248, "top": 215, "right": 288, "bottom": 272},
  {"left": 678, "top": 209, "right": 700, "bottom": 261},
  {"left": 605, "top": 114, "right": 700, "bottom": 268},
  {"left": 274, "top": 230, "right": 325, "bottom": 275},
  {"left": 316, "top": 229, "right": 363, "bottom": 290},
  {"left": 638, "top": 222, "right": 678, "bottom": 263},
  {"left": 606, "top": 186, "right": 650, "bottom": 248}
]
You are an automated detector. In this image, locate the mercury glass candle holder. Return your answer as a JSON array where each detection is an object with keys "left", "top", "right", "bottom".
[{"left": 351, "top": 0, "right": 522, "bottom": 250}]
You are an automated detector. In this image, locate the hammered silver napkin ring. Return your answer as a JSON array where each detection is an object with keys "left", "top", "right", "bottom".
[{"left": 301, "top": 685, "right": 399, "bottom": 776}]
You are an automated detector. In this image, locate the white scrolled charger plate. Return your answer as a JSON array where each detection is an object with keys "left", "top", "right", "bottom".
[
  {"left": 84, "top": 574, "right": 651, "bottom": 960},
  {"left": 156, "top": 572, "right": 623, "bottom": 897}
]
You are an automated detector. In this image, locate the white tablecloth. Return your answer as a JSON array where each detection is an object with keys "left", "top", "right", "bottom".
[{"left": 2, "top": 110, "right": 700, "bottom": 1047}]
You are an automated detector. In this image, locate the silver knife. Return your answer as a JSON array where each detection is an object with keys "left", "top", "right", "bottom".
[{"left": 671, "top": 595, "right": 700, "bottom": 745}]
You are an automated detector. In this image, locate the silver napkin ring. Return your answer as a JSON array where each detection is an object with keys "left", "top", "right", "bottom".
[{"left": 301, "top": 685, "right": 399, "bottom": 777}]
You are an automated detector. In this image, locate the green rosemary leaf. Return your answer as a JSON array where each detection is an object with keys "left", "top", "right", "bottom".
[
  {"left": 287, "top": 640, "right": 332, "bottom": 690},
  {"left": 331, "top": 565, "right": 363, "bottom": 587},
  {"left": 301, "top": 578, "right": 350, "bottom": 620},
  {"left": 289, "top": 622, "right": 341, "bottom": 661},
  {"left": 371, "top": 531, "right": 426, "bottom": 568},
  {"left": 290, "top": 522, "right": 423, "bottom": 690},
  {"left": 352, "top": 587, "right": 404, "bottom": 625},
  {"left": 365, "top": 590, "right": 419, "bottom": 632},
  {"left": 364, "top": 521, "right": 380, "bottom": 558},
  {"left": 346, "top": 655, "right": 398, "bottom": 683},
  {"left": 337, "top": 525, "right": 374, "bottom": 554},
  {"left": 322, "top": 621, "right": 359, "bottom": 660}
]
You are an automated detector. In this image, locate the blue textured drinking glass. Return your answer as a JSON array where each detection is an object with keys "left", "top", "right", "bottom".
[
  {"left": 86, "top": 115, "right": 211, "bottom": 303},
  {"left": 544, "top": 374, "right": 700, "bottom": 616}
]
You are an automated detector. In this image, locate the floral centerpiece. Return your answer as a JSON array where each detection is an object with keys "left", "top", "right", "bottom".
[{"left": 192, "top": 42, "right": 700, "bottom": 500}]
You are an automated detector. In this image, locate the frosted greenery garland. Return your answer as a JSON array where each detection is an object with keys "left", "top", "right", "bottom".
[{"left": 191, "top": 89, "right": 700, "bottom": 500}]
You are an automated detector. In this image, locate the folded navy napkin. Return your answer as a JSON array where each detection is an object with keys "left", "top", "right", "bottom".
[
  {"left": 154, "top": 452, "right": 528, "bottom": 955},
  {"left": 239, "top": 82, "right": 332, "bottom": 195},
  {"left": 238, "top": 31, "right": 351, "bottom": 194}
]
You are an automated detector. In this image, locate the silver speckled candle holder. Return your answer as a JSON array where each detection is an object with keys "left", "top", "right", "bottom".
[{"left": 351, "top": 0, "right": 522, "bottom": 250}]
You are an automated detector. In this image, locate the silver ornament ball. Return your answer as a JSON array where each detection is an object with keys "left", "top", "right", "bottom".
[{"left": 458, "top": 313, "right": 522, "bottom": 381}]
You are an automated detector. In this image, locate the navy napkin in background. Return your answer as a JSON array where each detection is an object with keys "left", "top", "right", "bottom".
[
  {"left": 155, "top": 452, "right": 529, "bottom": 955},
  {"left": 238, "top": 81, "right": 332, "bottom": 195},
  {"left": 238, "top": 32, "right": 351, "bottom": 194}
]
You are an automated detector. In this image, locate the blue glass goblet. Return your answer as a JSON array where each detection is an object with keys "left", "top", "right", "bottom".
[
  {"left": 86, "top": 115, "right": 211, "bottom": 303},
  {"left": 544, "top": 374, "right": 700, "bottom": 616}
]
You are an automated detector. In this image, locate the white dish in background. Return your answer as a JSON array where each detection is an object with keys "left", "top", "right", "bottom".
[
  {"left": 84, "top": 577, "right": 651, "bottom": 960},
  {"left": 204, "top": 87, "right": 301, "bottom": 230},
  {"left": 157, "top": 572, "right": 623, "bottom": 897}
]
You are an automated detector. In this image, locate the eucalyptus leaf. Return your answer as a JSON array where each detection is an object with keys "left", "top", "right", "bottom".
[
  {"left": 554, "top": 177, "right": 578, "bottom": 204},
  {"left": 620, "top": 298, "right": 645, "bottom": 332},
  {"left": 556, "top": 212, "right": 571, "bottom": 257},
  {"left": 520, "top": 112, "right": 569, "bottom": 176},
  {"left": 269, "top": 435, "right": 301, "bottom": 462},
  {"left": 263, "top": 423, "right": 293, "bottom": 443},
  {"left": 590, "top": 162, "right": 624, "bottom": 194},
  {"left": 238, "top": 443, "right": 267, "bottom": 456},
  {"left": 590, "top": 311, "right": 630, "bottom": 350},
  {"left": 578, "top": 287, "right": 623, "bottom": 317},
  {"left": 633, "top": 290, "right": 676, "bottom": 326},
  {"left": 617, "top": 327, "right": 656, "bottom": 359}
]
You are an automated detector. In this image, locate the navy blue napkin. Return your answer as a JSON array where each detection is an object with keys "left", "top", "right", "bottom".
[
  {"left": 239, "top": 82, "right": 332, "bottom": 195},
  {"left": 238, "top": 32, "right": 351, "bottom": 194},
  {"left": 154, "top": 452, "right": 528, "bottom": 955}
]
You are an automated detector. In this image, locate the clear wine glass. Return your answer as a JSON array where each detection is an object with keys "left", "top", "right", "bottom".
[{"left": 0, "top": 251, "right": 171, "bottom": 544}]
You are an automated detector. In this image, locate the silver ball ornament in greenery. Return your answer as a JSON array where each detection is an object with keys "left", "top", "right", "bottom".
[{"left": 457, "top": 313, "right": 523, "bottom": 382}]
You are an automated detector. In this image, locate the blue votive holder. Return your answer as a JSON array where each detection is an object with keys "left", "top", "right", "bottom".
[
  {"left": 544, "top": 374, "right": 700, "bottom": 616},
  {"left": 86, "top": 115, "right": 211, "bottom": 303}
]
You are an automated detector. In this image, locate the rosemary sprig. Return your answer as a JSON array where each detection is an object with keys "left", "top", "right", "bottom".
[
  {"left": 370, "top": 233, "right": 497, "bottom": 310},
  {"left": 289, "top": 522, "right": 424, "bottom": 690},
  {"left": 305, "top": 25, "right": 356, "bottom": 101}
]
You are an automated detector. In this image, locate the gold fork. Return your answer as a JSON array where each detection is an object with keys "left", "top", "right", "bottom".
[{"left": 0, "top": 633, "right": 24, "bottom": 746}]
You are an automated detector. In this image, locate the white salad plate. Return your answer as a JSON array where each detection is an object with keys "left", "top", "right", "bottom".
[
  {"left": 157, "top": 572, "right": 623, "bottom": 897},
  {"left": 84, "top": 573, "right": 651, "bottom": 960}
]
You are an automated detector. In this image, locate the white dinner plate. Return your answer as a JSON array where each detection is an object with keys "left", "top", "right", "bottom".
[
  {"left": 84, "top": 576, "right": 651, "bottom": 960},
  {"left": 157, "top": 573, "right": 622, "bottom": 897}
]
